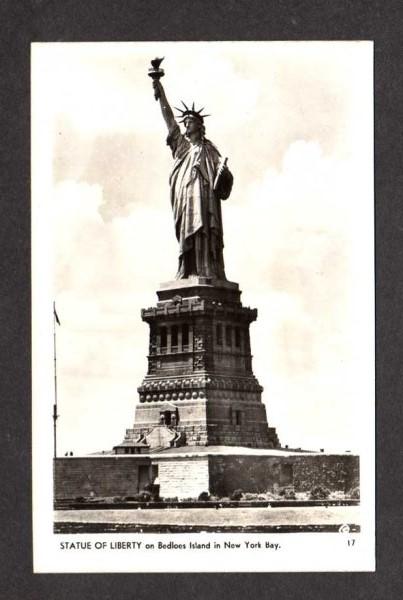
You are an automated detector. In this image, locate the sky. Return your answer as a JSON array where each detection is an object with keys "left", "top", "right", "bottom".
[{"left": 32, "top": 42, "right": 374, "bottom": 456}]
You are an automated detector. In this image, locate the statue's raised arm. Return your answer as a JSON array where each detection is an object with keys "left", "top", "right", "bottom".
[
  {"left": 148, "top": 57, "right": 176, "bottom": 133},
  {"left": 153, "top": 79, "right": 177, "bottom": 133}
]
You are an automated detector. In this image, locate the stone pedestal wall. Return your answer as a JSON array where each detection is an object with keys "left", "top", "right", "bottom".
[
  {"left": 54, "top": 456, "right": 151, "bottom": 500},
  {"left": 54, "top": 452, "right": 359, "bottom": 501},
  {"left": 208, "top": 454, "right": 360, "bottom": 497},
  {"left": 156, "top": 456, "right": 210, "bottom": 499}
]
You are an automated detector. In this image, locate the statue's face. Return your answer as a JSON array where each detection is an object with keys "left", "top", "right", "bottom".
[{"left": 184, "top": 117, "right": 201, "bottom": 137}]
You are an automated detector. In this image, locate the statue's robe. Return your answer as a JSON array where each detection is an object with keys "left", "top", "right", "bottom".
[{"left": 167, "top": 124, "right": 231, "bottom": 279}]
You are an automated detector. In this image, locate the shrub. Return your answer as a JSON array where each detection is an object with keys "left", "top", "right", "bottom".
[
  {"left": 310, "top": 485, "right": 330, "bottom": 500},
  {"left": 243, "top": 492, "right": 259, "bottom": 501},
  {"left": 140, "top": 491, "right": 152, "bottom": 502},
  {"left": 163, "top": 497, "right": 178, "bottom": 503},
  {"left": 279, "top": 487, "right": 296, "bottom": 500},
  {"left": 348, "top": 486, "right": 360, "bottom": 499},
  {"left": 141, "top": 483, "right": 160, "bottom": 499},
  {"left": 198, "top": 491, "right": 210, "bottom": 501},
  {"left": 75, "top": 496, "right": 86, "bottom": 503},
  {"left": 230, "top": 489, "right": 243, "bottom": 501},
  {"left": 112, "top": 496, "right": 123, "bottom": 503}
]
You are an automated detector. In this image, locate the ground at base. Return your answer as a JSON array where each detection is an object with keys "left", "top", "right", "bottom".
[{"left": 54, "top": 505, "right": 360, "bottom": 534}]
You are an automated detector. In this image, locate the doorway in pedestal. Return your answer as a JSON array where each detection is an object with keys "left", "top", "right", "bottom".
[{"left": 138, "top": 465, "right": 150, "bottom": 491}]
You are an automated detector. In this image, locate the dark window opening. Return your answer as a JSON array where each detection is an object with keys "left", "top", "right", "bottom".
[
  {"left": 182, "top": 323, "right": 189, "bottom": 348},
  {"left": 235, "top": 410, "right": 242, "bottom": 425},
  {"left": 171, "top": 325, "right": 178, "bottom": 351},
  {"left": 149, "top": 327, "right": 157, "bottom": 354},
  {"left": 163, "top": 411, "right": 171, "bottom": 426},
  {"left": 160, "top": 327, "right": 167, "bottom": 351},
  {"left": 226, "top": 325, "right": 232, "bottom": 347},
  {"left": 235, "top": 327, "right": 241, "bottom": 348},
  {"left": 216, "top": 323, "right": 222, "bottom": 345},
  {"left": 138, "top": 465, "right": 150, "bottom": 492}
]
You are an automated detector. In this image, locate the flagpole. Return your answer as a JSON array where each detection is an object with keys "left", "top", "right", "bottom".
[{"left": 53, "top": 301, "right": 58, "bottom": 459}]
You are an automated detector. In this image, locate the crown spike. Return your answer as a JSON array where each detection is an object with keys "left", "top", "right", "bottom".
[{"left": 175, "top": 101, "right": 210, "bottom": 123}]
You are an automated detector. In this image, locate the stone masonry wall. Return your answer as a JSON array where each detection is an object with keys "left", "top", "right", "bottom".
[
  {"left": 154, "top": 456, "right": 210, "bottom": 499},
  {"left": 206, "top": 398, "right": 276, "bottom": 447},
  {"left": 54, "top": 453, "right": 359, "bottom": 501},
  {"left": 54, "top": 457, "right": 151, "bottom": 500},
  {"left": 292, "top": 454, "right": 360, "bottom": 492},
  {"left": 208, "top": 454, "right": 359, "bottom": 497}
]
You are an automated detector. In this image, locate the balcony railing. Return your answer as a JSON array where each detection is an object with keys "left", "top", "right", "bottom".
[{"left": 157, "top": 345, "right": 192, "bottom": 355}]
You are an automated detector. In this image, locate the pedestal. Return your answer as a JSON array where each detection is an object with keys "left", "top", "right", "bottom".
[{"left": 115, "top": 278, "right": 279, "bottom": 451}]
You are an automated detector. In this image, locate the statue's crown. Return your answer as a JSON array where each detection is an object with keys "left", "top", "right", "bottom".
[{"left": 175, "top": 101, "right": 210, "bottom": 123}]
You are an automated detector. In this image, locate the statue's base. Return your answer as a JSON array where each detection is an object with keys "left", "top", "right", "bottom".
[
  {"left": 157, "top": 277, "right": 241, "bottom": 304},
  {"left": 115, "top": 273, "right": 280, "bottom": 452},
  {"left": 159, "top": 276, "right": 239, "bottom": 290}
]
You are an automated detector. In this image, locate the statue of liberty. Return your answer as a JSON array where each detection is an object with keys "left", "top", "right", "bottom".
[{"left": 149, "top": 59, "right": 233, "bottom": 280}]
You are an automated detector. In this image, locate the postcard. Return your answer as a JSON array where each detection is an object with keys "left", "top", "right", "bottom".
[{"left": 32, "top": 41, "right": 374, "bottom": 572}]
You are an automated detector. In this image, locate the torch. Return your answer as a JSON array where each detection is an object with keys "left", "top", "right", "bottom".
[{"left": 148, "top": 57, "right": 165, "bottom": 100}]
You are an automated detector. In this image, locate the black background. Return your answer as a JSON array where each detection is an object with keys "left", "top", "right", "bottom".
[{"left": 1, "top": 0, "right": 402, "bottom": 598}]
